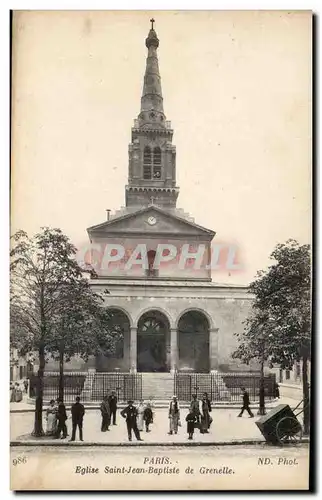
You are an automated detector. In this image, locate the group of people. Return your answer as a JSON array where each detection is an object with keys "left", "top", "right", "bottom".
[
  {"left": 99, "top": 391, "right": 118, "bottom": 431},
  {"left": 42, "top": 386, "right": 257, "bottom": 442},
  {"left": 45, "top": 398, "right": 70, "bottom": 439},
  {"left": 10, "top": 379, "right": 28, "bottom": 402},
  {"left": 119, "top": 398, "right": 154, "bottom": 441},
  {"left": 167, "top": 392, "right": 213, "bottom": 440}
]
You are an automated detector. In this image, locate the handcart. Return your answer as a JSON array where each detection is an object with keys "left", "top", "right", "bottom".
[{"left": 256, "top": 401, "right": 306, "bottom": 445}]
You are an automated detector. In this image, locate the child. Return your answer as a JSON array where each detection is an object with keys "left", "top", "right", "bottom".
[
  {"left": 143, "top": 402, "right": 153, "bottom": 432},
  {"left": 186, "top": 410, "right": 198, "bottom": 440}
]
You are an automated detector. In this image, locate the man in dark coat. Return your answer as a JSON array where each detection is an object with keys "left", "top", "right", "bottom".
[
  {"left": 69, "top": 396, "right": 85, "bottom": 441},
  {"left": 100, "top": 396, "right": 110, "bottom": 432},
  {"left": 120, "top": 400, "right": 143, "bottom": 441},
  {"left": 108, "top": 391, "right": 118, "bottom": 425},
  {"left": 190, "top": 394, "right": 200, "bottom": 427},
  {"left": 23, "top": 379, "right": 28, "bottom": 394},
  {"left": 55, "top": 399, "right": 68, "bottom": 439},
  {"left": 238, "top": 387, "right": 254, "bottom": 418}
]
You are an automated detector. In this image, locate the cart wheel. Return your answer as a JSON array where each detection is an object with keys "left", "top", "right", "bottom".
[{"left": 276, "top": 416, "right": 303, "bottom": 445}]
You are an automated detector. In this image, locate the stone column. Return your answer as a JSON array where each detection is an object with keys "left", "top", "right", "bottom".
[
  {"left": 130, "top": 327, "right": 137, "bottom": 373},
  {"left": 170, "top": 328, "right": 178, "bottom": 374},
  {"left": 209, "top": 328, "right": 219, "bottom": 373}
]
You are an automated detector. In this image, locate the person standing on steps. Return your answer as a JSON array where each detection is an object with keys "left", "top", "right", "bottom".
[
  {"left": 121, "top": 400, "right": 143, "bottom": 442},
  {"left": 108, "top": 390, "right": 118, "bottom": 425},
  {"left": 69, "top": 396, "right": 85, "bottom": 441},
  {"left": 100, "top": 396, "right": 110, "bottom": 432},
  {"left": 238, "top": 387, "right": 254, "bottom": 418}
]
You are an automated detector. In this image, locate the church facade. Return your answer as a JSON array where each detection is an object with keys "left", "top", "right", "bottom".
[{"left": 81, "top": 23, "right": 253, "bottom": 375}]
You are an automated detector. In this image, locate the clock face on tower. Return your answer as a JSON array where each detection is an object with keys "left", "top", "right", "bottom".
[{"left": 147, "top": 216, "right": 157, "bottom": 226}]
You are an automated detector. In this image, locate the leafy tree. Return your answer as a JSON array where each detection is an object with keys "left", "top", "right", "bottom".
[
  {"left": 232, "top": 310, "right": 273, "bottom": 415},
  {"left": 10, "top": 228, "right": 120, "bottom": 436},
  {"left": 233, "top": 240, "right": 311, "bottom": 433}
]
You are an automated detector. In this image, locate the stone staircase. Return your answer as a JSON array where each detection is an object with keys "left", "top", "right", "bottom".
[{"left": 142, "top": 373, "right": 174, "bottom": 400}]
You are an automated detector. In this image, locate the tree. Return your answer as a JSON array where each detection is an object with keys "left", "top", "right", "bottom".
[
  {"left": 47, "top": 280, "right": 122, "bottom": 402},
  {"left": 233, "top": 240, "right": 311, "bottom": 432},
  {"left": 10, "top": 228, "right": 120, "bottom": 436},
  {"left": 232, "top": 310, "right": 273, "bottom": 415}
]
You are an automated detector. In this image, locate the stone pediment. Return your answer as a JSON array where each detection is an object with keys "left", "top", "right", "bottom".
[{"left": 88, "top": 206, "right": 215, "bottom": 239}]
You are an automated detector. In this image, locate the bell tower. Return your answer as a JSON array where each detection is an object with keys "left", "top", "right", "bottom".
[{"left": 126, "top": 20, "right": 179, "bottom": 209}]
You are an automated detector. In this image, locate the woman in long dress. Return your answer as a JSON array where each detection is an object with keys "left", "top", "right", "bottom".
[
  {"left": 147, "top": 396, "right": 155, "bottom": 423},
  {"left": 46, "top": 399, "right": 58, "bottom": 436},
  {"left": 10, "top": 383, "right": 16, "bottom": 402},
  {"left": 203, "top": 392, "right": 213, "bottom": 429},
  {"left": 168, "top": 396, "right": 180, "bottom": 435},
  {"left": 137, "top": 400, "right": 145, "bottom": 432},
  {"left": 199, "top": 395, "right": 210, "bottom": 434}
]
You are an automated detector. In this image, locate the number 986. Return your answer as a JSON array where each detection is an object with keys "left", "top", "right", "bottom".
[{"left": 12, "top": 456, "right": 27, "bottom": 466}]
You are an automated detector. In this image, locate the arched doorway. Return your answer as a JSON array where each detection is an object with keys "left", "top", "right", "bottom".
[
  {"left": 178, "top": 311, "right": 210, "bottom": 372},
  {"left": 137, "top": 310, "right": 170, "bottom": 372},
  {"left": 95, "top": 309, "right": 129, "bottom": 371}
]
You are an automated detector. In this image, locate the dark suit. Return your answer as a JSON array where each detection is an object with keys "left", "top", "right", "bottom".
[
  {"left": 121, "top": 404, "right": 141, "bottom": 441},
  {"left": 56, "top": 402, "right": 68, "bottom": 438},
  {"left": 71, "top": 402, "right": 85, "bottom": 440},
  {"left": 238, "top": 391, "right": 254, "bottom": 417},
  {"left": 108, "top": 395, "right": 118, "bottom": 425}
]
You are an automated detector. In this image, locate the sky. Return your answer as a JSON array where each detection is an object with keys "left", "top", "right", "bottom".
[{"left": 11, "top": 10, "right": 311, "bottom": 285}]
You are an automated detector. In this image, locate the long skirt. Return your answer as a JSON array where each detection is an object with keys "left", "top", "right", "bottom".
[
  {"left": 200, "top": 411, "right": 210, "bottom": 432},
  {"left": 169, "top": 414, "right": 179, "bottom": 433},
  {"left": 46, "top": 412, "right": 57, "bottom": 435},
  {"left": 143, "top": 408, "right": 153, "bottom": 426},
  {"left": 137, "top": 412, "right": 144, "bottom": 431}
]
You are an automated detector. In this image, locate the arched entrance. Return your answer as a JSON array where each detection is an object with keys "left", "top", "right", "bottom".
[
  {"left": 95, "top": 309, "right": 129, "bottom": 371},
  {"left": 178, "top": 311, "right": 210, "bottom": 372},
  {"left": 137, "top": 310, "right": 170, "bottom": 372}
]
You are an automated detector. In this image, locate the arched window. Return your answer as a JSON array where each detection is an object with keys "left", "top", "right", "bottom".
[
  {"left": 143, "top": 147, "right": 152, "bottom": 179},
  {"left": 153, "top": 147, "right": 162, "bottom": 179},
  {"left": 146, "top": 250, "right": 158, "bottom": 278}
]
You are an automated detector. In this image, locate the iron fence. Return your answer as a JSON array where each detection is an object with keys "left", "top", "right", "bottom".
[
  {"left": 29, "top": 372, "right": 142, "bottom": 403},
  {"left": 29, "top": 371, "right": 275, "bottom": 403},
  {"left": 174, "top": 372, "right": 276, "bottom": 402},
  {"left": 90, "top": 373, "right": 142, "bottom": 402},
  {"left": 29, "top": 372, "right": 87, "bottom": 403}
]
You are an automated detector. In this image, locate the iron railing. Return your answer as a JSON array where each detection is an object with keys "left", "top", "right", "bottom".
[
  {"left": 29, "top": 371, "right": 275, "bottom": 403},
  {"left": 89, "top": 372, "right": 142, "bottom": 402},
  {"left": 174, "top": 372, "right": 276, "bottom": 402},
  {"left": 29, "top": 372, "right": 87, "bottom": 403},
  {"left": 29, "top": 372, "right": 142, "bottom": 403}
]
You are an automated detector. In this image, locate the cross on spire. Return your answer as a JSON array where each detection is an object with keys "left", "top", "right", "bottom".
[{"left": 150, "top": 18, "right": 155, "bottom": 30}]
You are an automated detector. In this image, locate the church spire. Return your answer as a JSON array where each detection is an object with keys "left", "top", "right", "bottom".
[
  {"left": 126, "top": 21, "right": 179, "bottom": 209},
  {"left": 138, "top": 19, "right": 166, "bottom": 129}
]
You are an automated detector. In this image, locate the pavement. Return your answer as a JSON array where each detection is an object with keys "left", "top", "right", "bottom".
[{"left": 10, "top": 396, "right": 307, "bottom": 447}]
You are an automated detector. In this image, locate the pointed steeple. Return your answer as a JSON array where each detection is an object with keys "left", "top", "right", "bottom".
[
  {"left": 138, "top": 19, "right": 166, "bottom": 129},
  {"left": 126, "top": 21, "right": 179, "bottom": 209}
]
